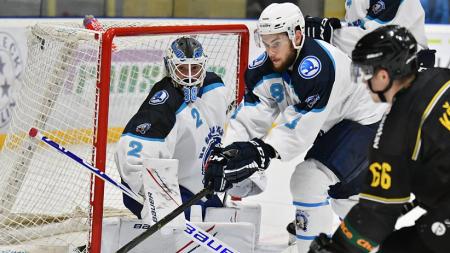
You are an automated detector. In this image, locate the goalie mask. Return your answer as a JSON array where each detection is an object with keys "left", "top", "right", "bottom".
[{"left": 165, "top": 37, "right": 207, "bottom": 103}]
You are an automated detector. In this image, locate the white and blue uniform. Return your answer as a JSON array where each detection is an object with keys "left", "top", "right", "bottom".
[
  {"left": 116, "top": 72, "right": 227, "bottom": 219},
  {"left": 334, "top": 0, "right": 428, "bottom": 55},
  {"left": 227, "top": 37, "right": 386, "bottom": 251}
]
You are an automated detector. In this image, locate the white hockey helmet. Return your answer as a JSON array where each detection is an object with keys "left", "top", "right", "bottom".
[
  {"left": 256, "top": 2, "right": 305, "bottom": 49},
  {"left": 164, "top": 36, "right": 207, "bottom": 87}
]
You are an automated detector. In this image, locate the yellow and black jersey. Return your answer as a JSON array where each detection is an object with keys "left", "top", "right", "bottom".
[
  {"left": 360, "top": 67, "right": 450, "bottom": 209},
  {"left": 329, "top": 68, "right": 450, "bottom": 253}
]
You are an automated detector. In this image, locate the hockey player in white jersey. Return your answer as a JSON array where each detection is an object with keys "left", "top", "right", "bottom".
[
  {"left": 203, "top": 2, "right": 386, "bottom": 252},
  {"left": 115, "top": 36, "right": 228, "bottom": 221},
  {"left": 304, "top": 0, "right": 435, "bottom": 67}
]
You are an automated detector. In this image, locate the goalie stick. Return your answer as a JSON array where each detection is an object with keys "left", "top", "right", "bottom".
[{"left": 28, "top": 127, "right": 239, "bottom": 253}]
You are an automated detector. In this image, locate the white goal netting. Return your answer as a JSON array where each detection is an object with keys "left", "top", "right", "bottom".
[{"left": 0, "top": 21, "right": 247, "bottom": 252}]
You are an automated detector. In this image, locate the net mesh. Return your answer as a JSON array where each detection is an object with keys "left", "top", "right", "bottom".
[{"left": 0, "top": 21, "right": 244, "bottom": 252}]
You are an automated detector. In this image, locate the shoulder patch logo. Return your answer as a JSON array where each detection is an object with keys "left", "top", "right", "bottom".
[
  {"left": 298, "top": 56, "right": 321, "bottom": 79},
  {"left": 136, "top": 123, "right": 151, "bottom": 135},
  {"left": 149, "top": 90, "right": 169, "bottom": 105},
  {"left": 306, "top": 94, "right": 320, "bottom": 108},
  {"left": 372, "top": 0, "right": 385, "bottom": 15},
  {"left": 249, "top": 52, "right": 268, "bottom": 69}
]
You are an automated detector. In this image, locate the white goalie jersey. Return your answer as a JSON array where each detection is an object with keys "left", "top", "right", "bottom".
[{"left": 115, "top": 72, "right": 228, "bottom": 196}]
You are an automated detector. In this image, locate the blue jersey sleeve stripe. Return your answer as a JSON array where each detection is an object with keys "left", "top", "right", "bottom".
[
  {"left": 244, "top": 101, "right": 260, "bottom": 106},
  {"left": 121, "top": 132, "right": 166, "bottom": 142},
  {"left": 365, "top": 16, "right": 389, "bottom": 24},
  {"left": 230, "top": 101, "right": 260, "bottom": 119},
  {"left": 176, "top": 102, "right": 187, "bottom": 114},
  {"left": 296, "top": 234, "right": 332, "bottom": 240},
  {"left": 201, "top": 82, "right": 225, "bottom": 94},
  {"left": 254, "top": 73, "right": 282, "bottom": 88},
  {"left": 316, "top": 41, "right": 336, "bottom": 70},
  {"left": 293, "top": 200, "right": 330, "bottom": 207}
]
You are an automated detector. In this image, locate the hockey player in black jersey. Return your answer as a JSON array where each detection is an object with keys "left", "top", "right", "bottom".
[
  {"left": 309, "top": 25, "right": 450, "bottom": 253},
  {"left": 115, "top": 36, "right": 228, "bottom": 221}
]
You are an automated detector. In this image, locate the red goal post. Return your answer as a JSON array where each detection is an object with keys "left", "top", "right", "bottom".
[
  {"left": 92, "top": 24, "right": 249, "bottom": 253},
  {"left": 0, "top": 22, "right": 248, "bottom": 253}
]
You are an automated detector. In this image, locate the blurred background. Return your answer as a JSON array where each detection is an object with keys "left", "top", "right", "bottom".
[{"left": 0, "top": 0, "right": 447, "bottom": 23}]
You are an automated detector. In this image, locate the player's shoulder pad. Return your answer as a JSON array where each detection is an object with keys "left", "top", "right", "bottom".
[
  {"left": 122, "top": 77, "right": 184, "bottom": 139},
  {"left": 412, "top": 68, "right": 450, "bottom": 96},
  {"left": 291, "top": 37, "right": 336, "bottom": 109},
  {"left": 367, "top": 0, "right": 402, "bottom": 23},
  {"left": 199, "top": 71, "right": 225, "bottom": 97},
  {"left": 245, "top": 51, "right": 276, "bottom": 92}
]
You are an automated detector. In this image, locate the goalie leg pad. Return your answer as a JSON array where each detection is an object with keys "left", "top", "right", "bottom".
[
  {"left": 102, "top": 218, "right": 256, "bottom": 253},
  {"left": 204, "top": 201, "right": 262, "bottom": 243}
]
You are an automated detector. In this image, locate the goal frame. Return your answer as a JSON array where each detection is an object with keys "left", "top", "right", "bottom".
[{"left": 91, "top": 24, "right": 249, "bottom": 253}]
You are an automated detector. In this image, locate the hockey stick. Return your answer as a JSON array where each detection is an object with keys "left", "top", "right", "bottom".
[
  {"left": 28, "top": 127, "right": 141, "bottom": 203},
  {"left": 28, "top": 128, "right": 239, "bottom": 253}
]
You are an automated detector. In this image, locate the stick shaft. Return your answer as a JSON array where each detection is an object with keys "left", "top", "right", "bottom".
[{"left": 30, "top": 128, "right": 142, "bottom": 203}]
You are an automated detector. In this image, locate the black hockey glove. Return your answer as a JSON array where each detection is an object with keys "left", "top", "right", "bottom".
[
  {"left": 308, "top": 233, "right": 335, "bottom": 253},
  {"left": 304, "top": 16, "right": 342, "bottom": 43},
  {"left": 222, "top": 138, "right": 277, "bottom": 184},
  {"left": 203, "top": 138, "right": 277, "bottom": 192},
  {"left": 203, "top": 147, "right": 237, "bottom": 192},
  {"left": 308, "top": 233, "right": 351, "bottom": 253}
]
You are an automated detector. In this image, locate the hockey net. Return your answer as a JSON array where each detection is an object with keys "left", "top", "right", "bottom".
[{"left": 0, "top": 22, "right": 248, "bottom": 252}]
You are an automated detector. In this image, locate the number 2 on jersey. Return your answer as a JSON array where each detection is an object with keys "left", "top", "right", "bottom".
[
  {"left": 128, "top": 140, "right": 143, "bottom": 157},
  {"left": 191, "top": 108, "right": 203, "bottom": 128}
]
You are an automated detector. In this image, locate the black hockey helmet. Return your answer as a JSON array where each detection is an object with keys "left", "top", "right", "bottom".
[{"left": 351, "top": 25, "right": 419, "bottom": 83}]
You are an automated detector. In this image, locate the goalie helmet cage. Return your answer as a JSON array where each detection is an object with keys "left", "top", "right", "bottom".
[{"left": 0, "top": 22, "right": 249, "bottom": 253}]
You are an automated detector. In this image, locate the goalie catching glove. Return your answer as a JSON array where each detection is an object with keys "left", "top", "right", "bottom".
[
  {"left": 304, "top": 16, "right": 341, "bottom": 43},
  {"left": 204, "top": 138, "right": 278, "bottom": 192}
]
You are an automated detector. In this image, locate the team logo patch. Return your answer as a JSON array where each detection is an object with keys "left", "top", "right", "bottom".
[
  {"left": 136, "top": 123, "right": 151, "bottom": 135},
  {"left": 372, "top": 0, "right": 385, "bottom": 15},
  {"left": 305, "top": 94, "right": 320, "bottom": 108},
  {"left": 149, "top": 90, "right": 169, "bottom": 105},
  {"left": 295, "top": 210, "right": 309, "bottom": 232},
  {"left": 249, "top": 52, "right": 268, "bottom": 69},
  {"left": 298, "top": 56, "right": 321, "bottom": 79},
  {"left": 199, "top": 126, "right": 224, "bottom": 174}
]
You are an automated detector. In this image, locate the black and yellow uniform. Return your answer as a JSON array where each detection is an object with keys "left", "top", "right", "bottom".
[{"left": 329, "top": 67, "right": 450, "bottom": 253}]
